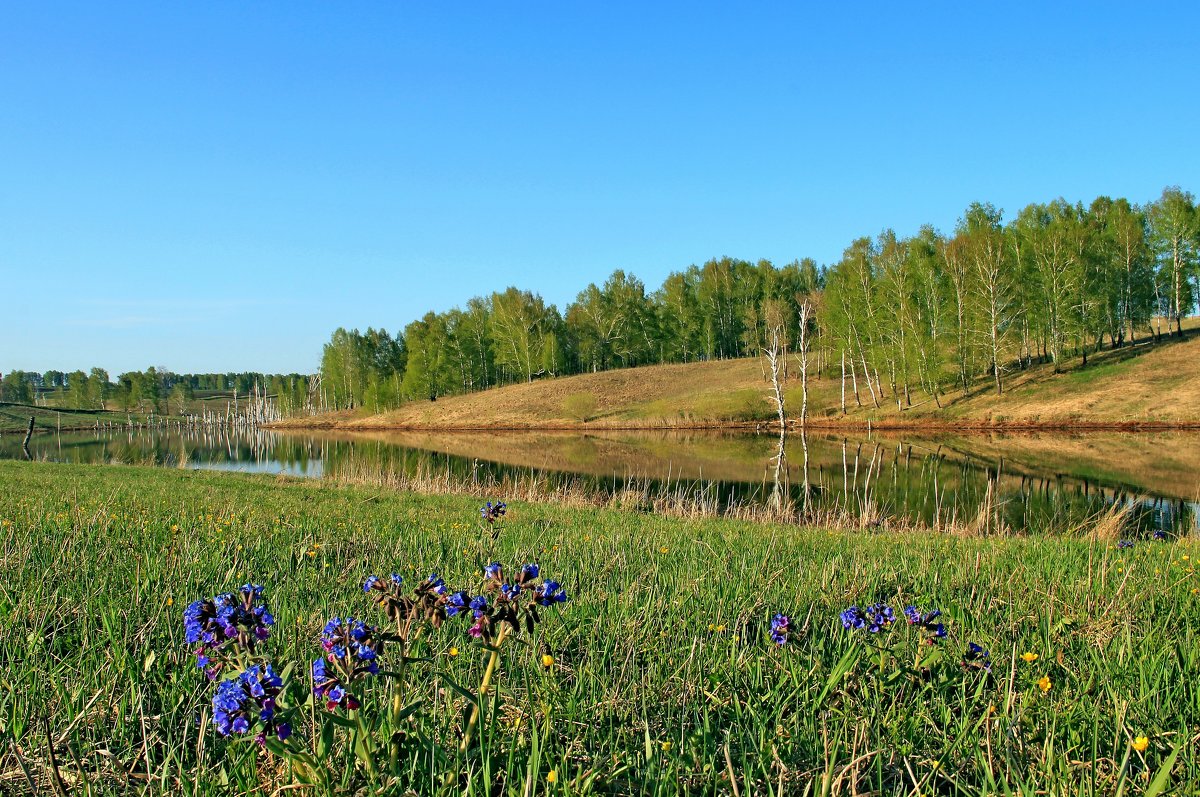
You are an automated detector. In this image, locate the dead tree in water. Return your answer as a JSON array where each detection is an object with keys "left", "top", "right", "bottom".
[{"left": 22, "top": 416, "right": 34, "bottom": 459}]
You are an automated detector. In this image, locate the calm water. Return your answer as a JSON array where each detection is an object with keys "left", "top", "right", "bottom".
[{"left": 4, "top": 426, "right": 1198, "bottom": 536}]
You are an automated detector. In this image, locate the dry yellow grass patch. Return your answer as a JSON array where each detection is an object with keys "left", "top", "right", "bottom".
[{"left": 277, "top": 326, "right": 1200, "bottom": 432}]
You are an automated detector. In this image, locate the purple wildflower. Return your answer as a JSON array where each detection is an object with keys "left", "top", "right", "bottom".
[
  {"left": 183, "top": 584, "right": 274, "bottom": 677},
  {"left": 212, "top": 663, "right": 289, "bottom": 741},
  {"left": 481, "top": 501, "right": 507, "bottom": 525},
  {"left": 769, "top": 614, "right": 790, "bottom": 645}
]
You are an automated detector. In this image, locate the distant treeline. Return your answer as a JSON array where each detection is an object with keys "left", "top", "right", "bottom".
[
  {"left": 319, "top": 187, "right": 1199, "bottom": 413},
  {"left": 0, "top": 368, "right": 311, "bottom": 415}
]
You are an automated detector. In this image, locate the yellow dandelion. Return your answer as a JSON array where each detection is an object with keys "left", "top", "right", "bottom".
[
  {"left": 167, "top": 597, "right": 174, "bottom": 606},
  {"left": 659, "top": 546, "right": 669, "bottom": 554},
  {"left": 661, "top": 741, "right": 672, "bottom": 752},
  {"left": 1037, "top": 675, "right": 1052, "bottom": 693},
  {"left": 546, "top": 770, "right": 557, "bottom": 784},
  {"left": 1132, "top": 735, "right": 1149, "bottom": 752},
  {"left": 170, "top": 524, "right": 179, "bottom": 532},
  {"left": 542, "top": 654, "right": 555, "bottom": 669},
  {"left": 449, "top": 646, "right": 459, "bottom": 657},
  {"left": 1021, "top": 652, "right": 1038, "bottom": 663},
  {"left": 306, "top": 550, "right": 316, "bottom": 558},
  {"left": 1184, "top": 555, "right": 1191, "bottom": 561}
]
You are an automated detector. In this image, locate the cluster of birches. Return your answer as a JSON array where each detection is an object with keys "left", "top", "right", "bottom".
[
  {"left": 319, "top": 187, "right": 1200, "bottom": 412},
  {"left": 0, "top": 367, "right": 312, "bottom": 417}
]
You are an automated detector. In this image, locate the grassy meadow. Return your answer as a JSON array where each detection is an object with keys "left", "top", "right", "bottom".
[{"left": 2, "top": 460, "right": 1199, "bottom": 795}]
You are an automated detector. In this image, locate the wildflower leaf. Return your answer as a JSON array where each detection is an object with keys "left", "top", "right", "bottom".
[
  {"left": 816, "top": 648, "right": 860, "bottom": 710},
  {"left": 394, "top": 700, "right": 426, "bottom": 723},
  {"left": 1145, "top": 742, "right": 1183, "bottom": 797},
  {"left": 317, "top": 718, "right": 335, "bottom": 758},
  {"left": 918, "top": 647, "right": 945, "bottom": 670},
  {"left": 440, "top": 673, "right": 479, "bottom": 706}
]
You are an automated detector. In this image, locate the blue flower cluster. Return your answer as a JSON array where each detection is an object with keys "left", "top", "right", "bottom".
[
  {"left": 903, "top": 606, "right": 948, "bottom": 643},
  {"left": 962, "top": 642, "right": 992, "bottom": 672},
  {"left": 462, "top": 562, "right": 570, "bottom": 641},
  {"left": 769, "top": 614, "right": 790, "bottom": 646},
  {"left": 212, "top": 663, "right": 291, "bottom": 743},
  {"left": 447, "top": 590, "right": 490, "bottom": 620},
  {"left": 533, "top": 580, "right": 568, "bottom": 607},
  {"left": 320, "top": 617, "right": 381, "bottom": 673},
  {"left": 312, "top": 656, "right": 361, "bottom": 711},
  {"left": 362, "top": 573, "right": 404, "bottom": 593},
  {"left": 183, "top": 584, "right": 275, "bottom": 678},
  {"left": 1154, "top": 530, "right": 1168, "bottom": 541},
  {"left": 312, "top": 617, "right": 382, "bottom": 711},
  {"left": 840, "top": 603, "right": 895, "bottom": 633},
  {"left": 1117, "top": 539, "right": 1135, "bottom": 549},
  {"left": 481, "top": 501, "right": 507, "bottom": 525}
]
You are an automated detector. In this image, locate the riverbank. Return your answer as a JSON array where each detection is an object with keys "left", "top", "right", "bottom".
[
  {"left": 1, "top": 460, "right": 1195, "bottom": 794},
  {"left": 274, "top": 328, "right": 1200, "bottom": 434}
]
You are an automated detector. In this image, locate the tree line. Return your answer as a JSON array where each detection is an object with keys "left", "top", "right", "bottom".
[
  {"left": 320, "top": 187, "right": 1198, "bottom": 415},
  {"left": 319, "top": 262, "right": 822, "bottom": 411},
  {"left": 0, "top": 369, "right": 311, "bottom": 415}
]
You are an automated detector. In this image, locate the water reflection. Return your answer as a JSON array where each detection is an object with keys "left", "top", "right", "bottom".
[{"left": 3, "top": 426, "right": 1197, "bottom": 536}]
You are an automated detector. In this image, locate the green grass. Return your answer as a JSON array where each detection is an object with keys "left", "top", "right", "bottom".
[
  {"left": 0, "top": 403, "right": 149, "bottom": 434},
  {"left": 5, "top": 387, "right": 272, "bottom": 435},
  {"left": 1, "top": 461, "right": 1198, "bottom": 795}
]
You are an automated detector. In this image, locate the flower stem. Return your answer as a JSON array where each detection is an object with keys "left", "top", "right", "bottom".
[
  {"left": 350, "top": 708, "right": 379, "bottom": 780},
  {"left": 459, "top": 624, "right": 509, "bottom": 754},
  {"left": 387, "top": 629, "right": 420, "bottom": 773}
]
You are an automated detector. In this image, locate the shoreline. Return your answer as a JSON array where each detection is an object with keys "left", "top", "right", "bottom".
[{"left": 266, "top": 417, "right": 1200, "bottom": 434}]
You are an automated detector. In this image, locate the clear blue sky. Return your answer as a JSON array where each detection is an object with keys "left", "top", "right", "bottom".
[{"left": 2, "top": 2, "right": 1197, "bottom": 375}]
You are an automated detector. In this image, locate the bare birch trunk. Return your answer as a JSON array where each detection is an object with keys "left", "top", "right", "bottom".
[{"left": 840, "top": 350, "right": 847, "bottom": 414}]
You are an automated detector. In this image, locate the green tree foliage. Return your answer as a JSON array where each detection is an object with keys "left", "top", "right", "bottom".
[
  {"left": 489, "top": 288, "right": 563, "bottom": 383},
  {"left": 0, "top": 371, "right": 36, "bottom": 403},
  {"left": 1147, "top": 187, "right": 1198, "bottom": 338},
  {"left": 313, "top": 187, "right": 1196, "bottom": 415}
]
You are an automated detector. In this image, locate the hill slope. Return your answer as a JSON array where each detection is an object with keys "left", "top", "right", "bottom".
[{"left": 281, "top": 333, "right": 1200, "bottom": 431}]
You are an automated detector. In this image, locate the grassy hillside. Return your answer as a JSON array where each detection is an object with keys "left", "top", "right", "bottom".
[
  {"left": 0, "top": 401, "right": 148, "bottom": 434},
  {"left": 283, "top": 329, "right": 1200, "bottom": 431},
  {"left": 3, "top": 461, "right": 1198, "bottom": 793},
  {"left": 3, "top": 389, "right": 284, "bottom": 435}
]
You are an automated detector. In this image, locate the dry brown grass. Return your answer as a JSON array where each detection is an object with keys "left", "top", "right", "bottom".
[
  {"left": 336, "top": 358, "right": 814, "bottom": 430},
  {"left": 274, "top": 323, "right": 1200, "bottom": 433},
  {"left": 923, "top": 331, "right": 1200, "bottom": 425}
]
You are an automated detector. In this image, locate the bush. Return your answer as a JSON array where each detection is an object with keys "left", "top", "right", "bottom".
[{"left": 562, "top": 392, "right": 598, "bottom": 422}]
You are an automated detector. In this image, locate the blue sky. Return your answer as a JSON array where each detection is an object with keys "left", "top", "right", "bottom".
[{"left": 2, "top": 2, "right": 1197, "bottom": 375}]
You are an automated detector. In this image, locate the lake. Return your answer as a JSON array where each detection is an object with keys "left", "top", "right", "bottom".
[{"left": 5, "top": 426, "right": 1197, "bottom": 536}]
